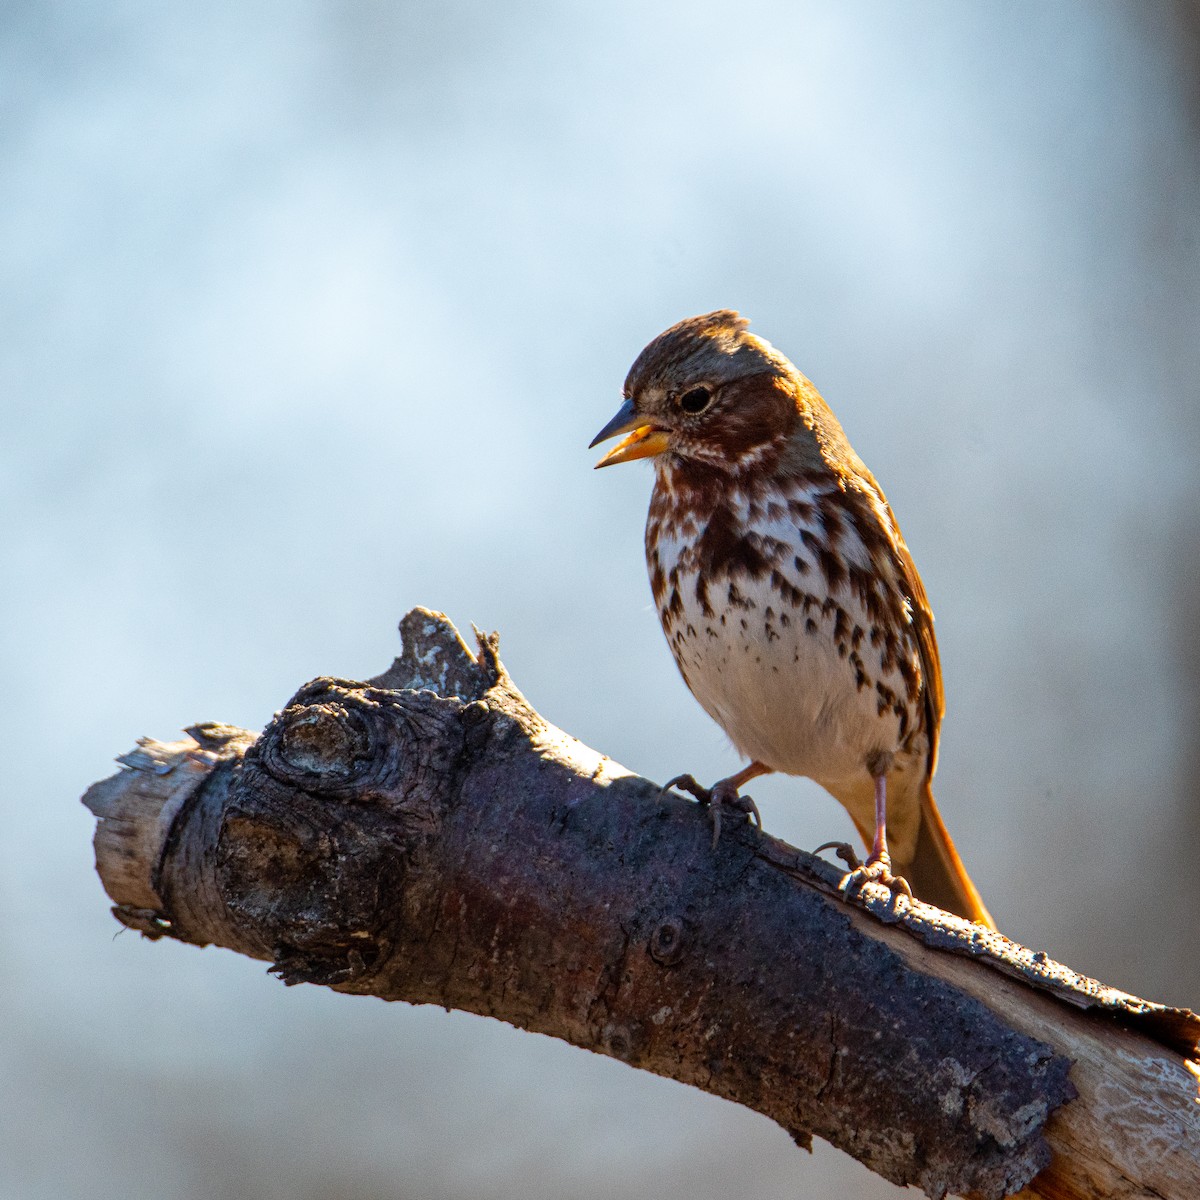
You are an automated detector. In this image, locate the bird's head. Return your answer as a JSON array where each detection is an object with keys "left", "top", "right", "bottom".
[{"left": 590, "top": 310, "right": 801, "bottom": 472}]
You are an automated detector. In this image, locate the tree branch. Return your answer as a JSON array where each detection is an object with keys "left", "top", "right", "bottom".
[{"left": 82, "top": 609, "right": 1200, "bottom": 1200}]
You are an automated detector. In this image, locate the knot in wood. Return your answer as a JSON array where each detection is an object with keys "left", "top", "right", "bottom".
[
  {"left": 278, "top": 705, "right": 367, "bottom": 782},
  {"left": 601, "top": 1021, "right": 641, "bottom": 1063},
  {"left": 218, "top": 800, "right": 400, "bottom": 982},
  {"left": 648, "top": 916, "right": 686, "bottom": 966},
  {"left": 257, "top": 680, "right": 411, "bottom": 799},
  {"left": 460, "top": 699, "right": 491, "bottom": 751}
]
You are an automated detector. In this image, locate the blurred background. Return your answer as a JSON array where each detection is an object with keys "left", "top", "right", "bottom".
[{"left": 3, "top": 2, "right": 1199, "bottom": 1197}]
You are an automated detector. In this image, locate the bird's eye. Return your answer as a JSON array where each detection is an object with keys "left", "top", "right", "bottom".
[{"left": 678, "top": 387, "right": 712, "bottom": 414}]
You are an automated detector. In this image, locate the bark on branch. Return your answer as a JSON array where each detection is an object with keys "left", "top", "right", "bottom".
[{"left": 82, "top": 609, "right": 1200, "bottom": 1200}]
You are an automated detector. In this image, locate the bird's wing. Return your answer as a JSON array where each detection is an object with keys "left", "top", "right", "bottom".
[{"left": 881, "top": 497, "right": 944, "bottom": 779}]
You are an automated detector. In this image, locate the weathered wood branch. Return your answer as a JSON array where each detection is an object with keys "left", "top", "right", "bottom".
[{"left": 82, "top": 609, "right": 1200, "bottom": 1200}]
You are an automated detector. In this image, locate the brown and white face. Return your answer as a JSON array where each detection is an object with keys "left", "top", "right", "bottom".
[{"left": 590, "top": 310, "right": 800, "bottom": 473}]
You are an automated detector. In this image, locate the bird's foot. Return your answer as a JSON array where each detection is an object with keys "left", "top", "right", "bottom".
[
  {"left": 661, "top": 773, "right": 762, "bottom": 848},
  {"left": 838, "top": 853, "right": 914, "bottom": 921},
  {"left": 813, "top": 840, "right": 862, "bottom": 872}
]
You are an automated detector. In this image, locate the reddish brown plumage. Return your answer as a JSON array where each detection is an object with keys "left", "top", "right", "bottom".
[{"left": 593, "top": 310, "right": 994, "bottom": 928}]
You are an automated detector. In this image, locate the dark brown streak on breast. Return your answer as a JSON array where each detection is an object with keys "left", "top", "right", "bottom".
[
  {"left": 800, "top": 527, "right": 847, "bottom": 593},
  {"left": 691, "top": 502, "right": 773, "bottom": 616},
  {"left": 653, "top": 450, "right": 782, "bottom": 619}
]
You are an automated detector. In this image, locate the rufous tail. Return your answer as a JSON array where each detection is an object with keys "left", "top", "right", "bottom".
[{"left": 901, "top": 782, "right": 995, "bottom": 929}]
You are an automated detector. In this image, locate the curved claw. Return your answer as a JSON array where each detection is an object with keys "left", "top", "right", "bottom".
[
  {"left": 661, "top": 773, "right": 709, "bottom": 803},
  {"left": 661, "top": 773, "right": 761, "bottom": 848},
  {"left": 711, "top": 780, "right": 762, "bottom": 828},
  {"left": 813, "top": 840, "right": 862, "bottom": 871}
]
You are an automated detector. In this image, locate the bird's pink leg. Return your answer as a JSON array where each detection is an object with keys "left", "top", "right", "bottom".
[
  {"left": 840, "top": 772, "right": 913, "bottom": 910},
  {"left": 868, "top": 771, "right": 891, "bottom": 867},
  {"left": 663, "top": 761, "right": 772, "bottom": 847}
]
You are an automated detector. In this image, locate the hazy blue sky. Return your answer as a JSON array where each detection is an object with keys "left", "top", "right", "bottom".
[{"left": 4, "top": 3, "right": 1198, "bottom": 1197}]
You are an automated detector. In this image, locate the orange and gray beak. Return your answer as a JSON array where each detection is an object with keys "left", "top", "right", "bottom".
[{"left": 589, "top": 398, "right": 670, "bottom": 468}]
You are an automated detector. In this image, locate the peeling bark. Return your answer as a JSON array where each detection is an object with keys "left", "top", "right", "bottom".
[{"left": 83, "top": 609, "right": 1200, "bottom": 1200}]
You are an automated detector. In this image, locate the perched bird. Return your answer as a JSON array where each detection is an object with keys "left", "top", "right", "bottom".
[{"left": 590, "top": 310, "right": 994, "bottom": 928}]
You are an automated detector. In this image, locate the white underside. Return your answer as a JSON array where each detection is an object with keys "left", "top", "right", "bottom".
[
  {"left": 648, "top": 482, "right": 928, "bottom": 857},
  {"left": 668, "top": 565, "right": 899, "bottom": 783}
]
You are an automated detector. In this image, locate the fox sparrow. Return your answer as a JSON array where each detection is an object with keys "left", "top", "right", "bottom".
[{"left": 590, "top": 310, "right": 994, "bottom": 928}]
